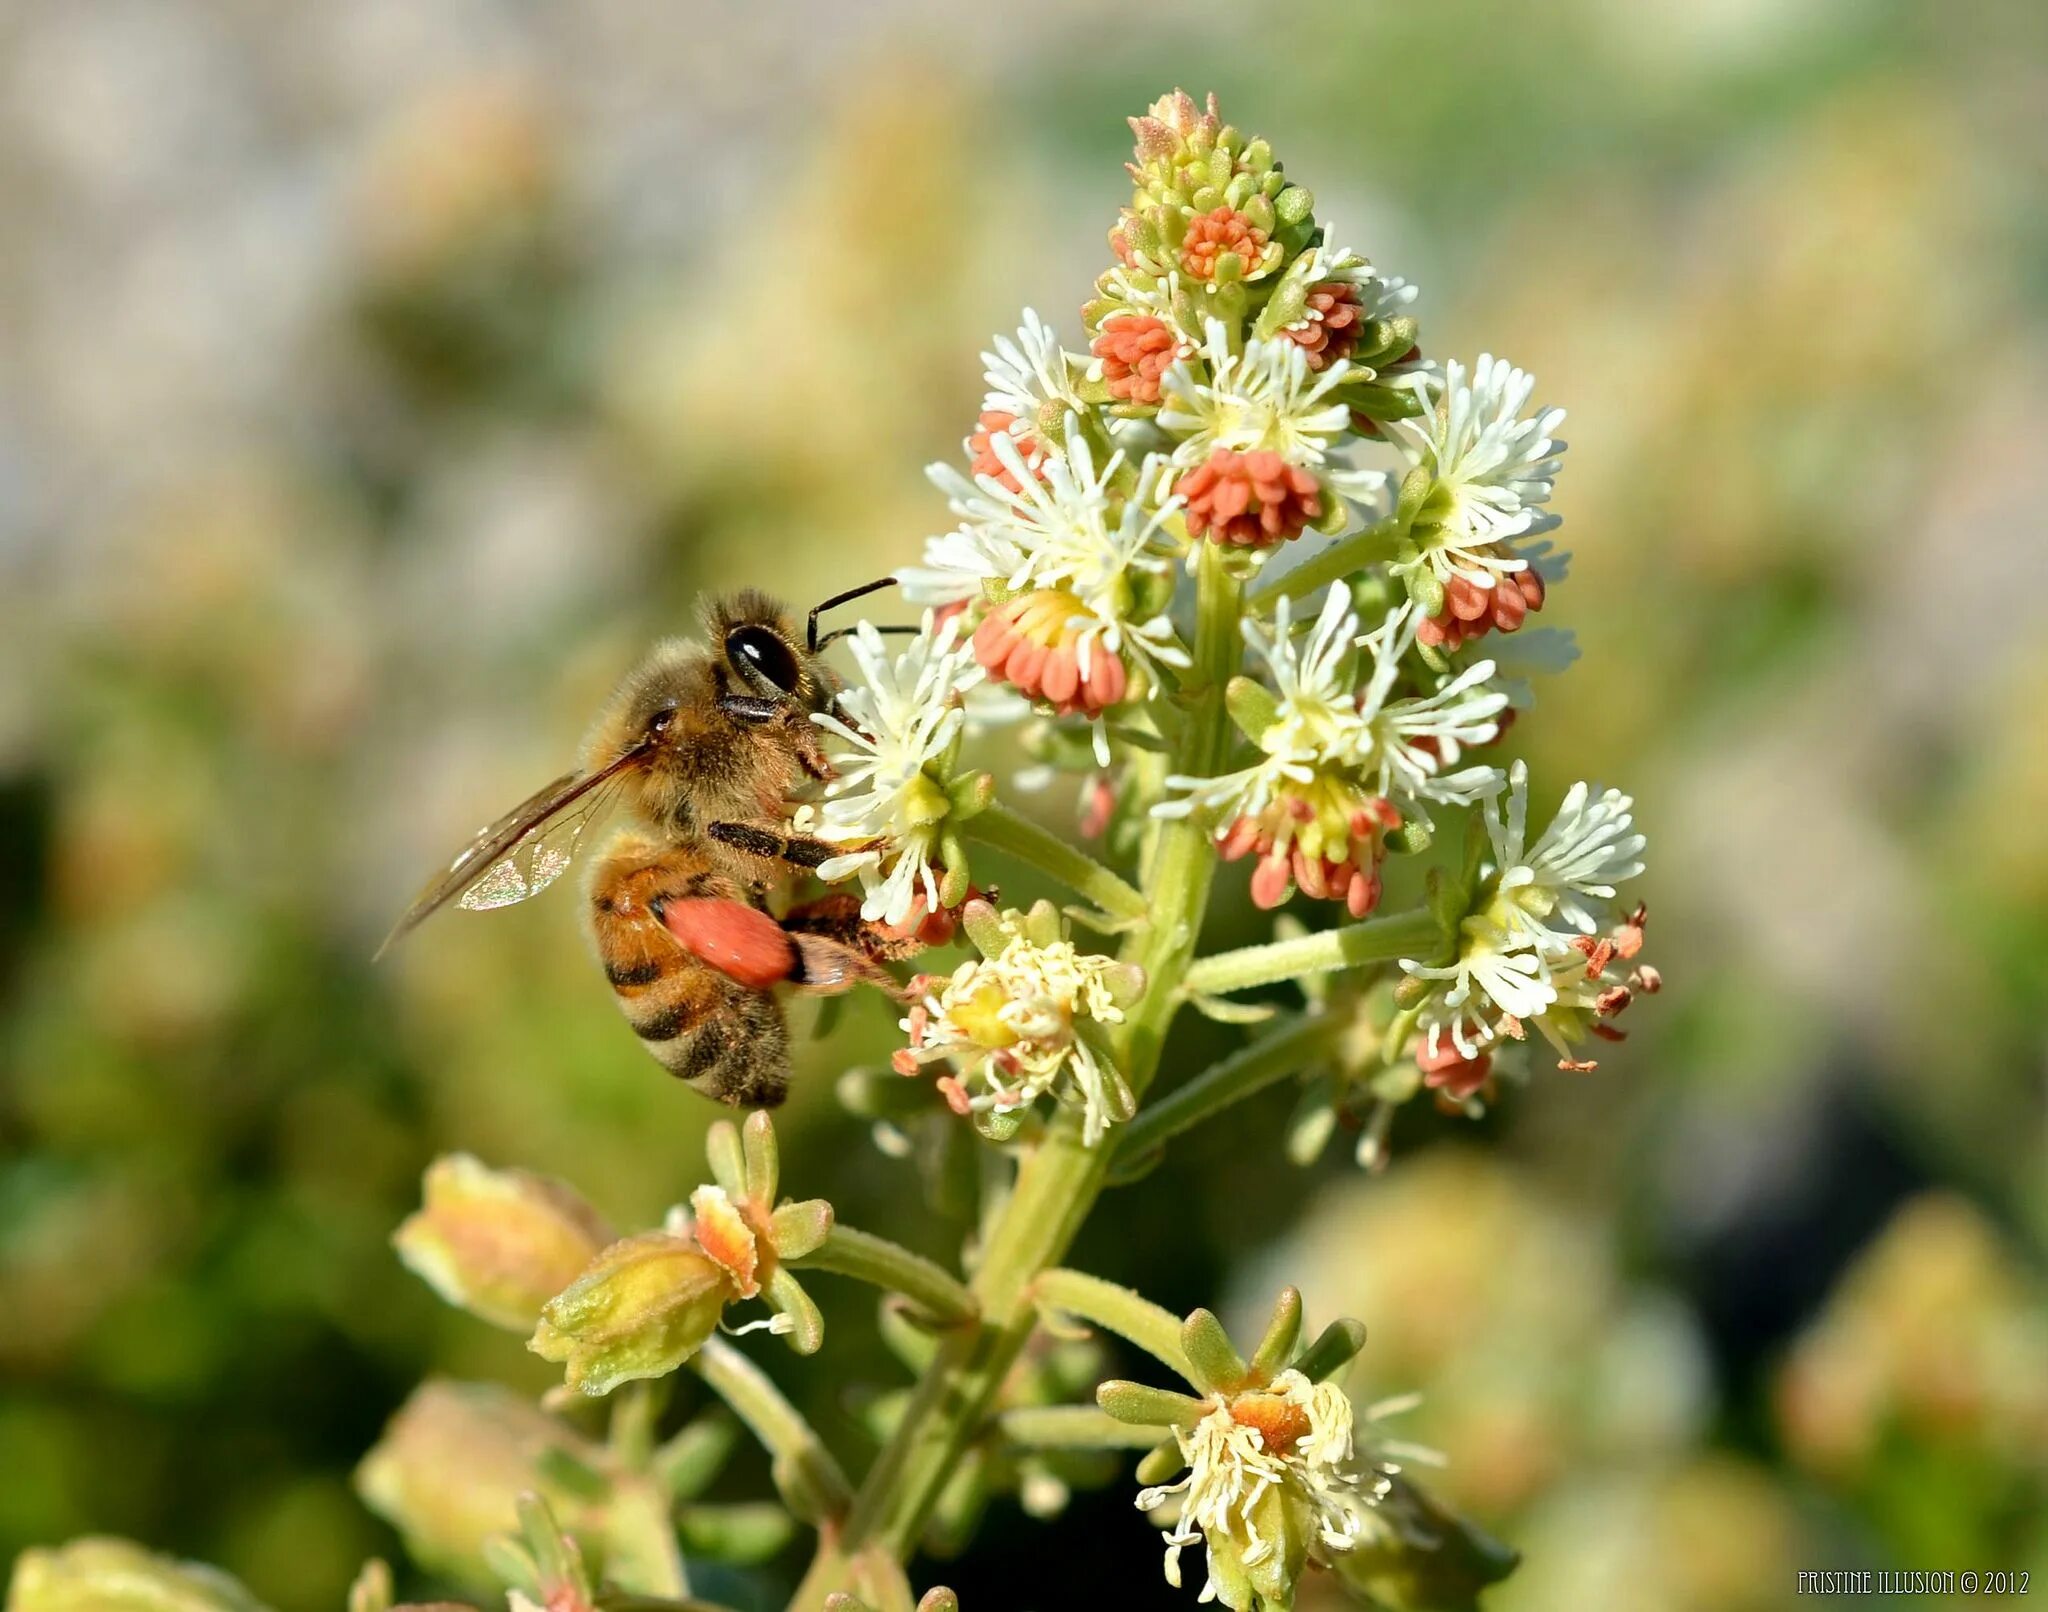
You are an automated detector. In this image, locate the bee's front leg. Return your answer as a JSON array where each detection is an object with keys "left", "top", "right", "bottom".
[{"left": 706, "top": 819, "right": 849, "bottom": 870}]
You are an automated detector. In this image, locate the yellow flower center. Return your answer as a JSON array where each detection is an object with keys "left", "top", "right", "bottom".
[{"left": 950, "top": 979, "right": 1024, "bottom": 1050}]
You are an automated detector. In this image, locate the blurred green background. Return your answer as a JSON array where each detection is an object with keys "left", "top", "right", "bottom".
[{"left": 1, "top": 2, "right": 2044, "bottom": 1608}]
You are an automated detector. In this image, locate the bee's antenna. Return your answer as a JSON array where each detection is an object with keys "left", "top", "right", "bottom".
[
  {"left": 815, "top": 622, "right": 923, "bottom": 652},
  {"left": 808, "top": 576, "right": 899, "bottom": 653}
]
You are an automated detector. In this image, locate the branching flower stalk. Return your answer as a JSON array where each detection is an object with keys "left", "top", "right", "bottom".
[{"left": 13, "top": 91, "right": 1658, "bottom": 1612}]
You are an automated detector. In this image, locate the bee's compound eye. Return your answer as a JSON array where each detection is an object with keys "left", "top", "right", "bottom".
[
  {"left": 725, "top": 624, "right": 801, "bottom": 695},
  {"left": 646, "top": 703, "right": 677, "bottom": 738}
]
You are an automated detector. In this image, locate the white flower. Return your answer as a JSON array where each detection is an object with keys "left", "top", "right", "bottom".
[
  {"left": 900, "top": 907, "right": 1140, "bottom": 1146},
  {"left": 1160, "top": 594, "right": 1510, "bottom": 833},
  {"left": 1485, "top": 759, "right": 1646, "bottom": 950},
  {"left": 1248, "top": 584, "right": 1365, "bottom": 760},
  {"left": 1094, "top": 259, "right": 1182, "bottom": 322},
  {"left": 897, "top": 512, "right": 1022, "bottom": 608},
  {"left": 1400, "top": 763, "right": 1648, "bottom": 1060},
  {"left": 1158, "top": 320, "right": 1355, "bottom": 470},
  {"left": 1281, "top": 234, "right": 1419, "bottom": 344},
  {"left": 1401, "top": 929, "right": 1559, "bottom": 1059},
  {"left": 809, "top": 614, "right": 982, "bottom": 925},
  {"left": 1350, "top": 606, "right": 1508, "bottom": 817},
  {"left": 981, "top": 308, "right": 1088, "bottom": 423},
  {"left": 907, "top": 419, "right": 1189, "bottom": 713},
  {"left": 1135, "top": 1370, "right": 1385, "bottom": 1597},
  {"left": 1385, "top": 354, "right": 1567, "bottom": 588},
  {"left": 996, "top": 430, "right": 1190, "bottom": 677},
  {"left": 1155, "top": 586, "right": 1356, "bottom": 827}
]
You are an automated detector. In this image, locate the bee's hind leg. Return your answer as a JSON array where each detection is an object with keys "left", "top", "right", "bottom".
[{"left": 781, "top": 893, "right": 919, "bottom": 999}]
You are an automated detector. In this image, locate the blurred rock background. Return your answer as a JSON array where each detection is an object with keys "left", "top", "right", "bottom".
[{"left": 0, "top": 1, "right": 2042, "bottom": 1607}]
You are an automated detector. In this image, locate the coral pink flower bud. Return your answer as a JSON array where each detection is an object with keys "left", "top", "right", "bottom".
[
  {"left": 1091, "top": 314, "right": 1182, "bottom": 406},
  {"left": 1177, "top": 449, "right": 1323, "bottom": 548},
  {"left": 1280, "top": 281, "right": 1366, "bottom": 371},
  {"left": 1179, "top": 205, "right": 1269, "bottom": 282},
  {"left": 967, "top": 409, "right": 1045, "bottom": 492},
  {"left": 973, "top": 590, "right": 1131, "bottom": 717}
]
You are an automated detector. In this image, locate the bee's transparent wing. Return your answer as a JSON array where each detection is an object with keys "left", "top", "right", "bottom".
[
  {"left": 376, "top": 744, "right": 647, "bottom": 958},
  {"left": 456, "top": 793, "right": 603, "bottom": 910}
]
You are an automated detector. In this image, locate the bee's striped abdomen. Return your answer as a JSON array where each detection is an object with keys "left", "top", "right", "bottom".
[{"left": 586, "top": 832, "right": 794, "bottom": 1107}]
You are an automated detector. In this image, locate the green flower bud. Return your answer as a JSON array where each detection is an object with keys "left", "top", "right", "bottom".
[
  {"left": 529, "top": 1231, "right": 736, "bottom": 1396},
  {"left": 6, "top": 1540, "right": 270, "bottom": 1612},
  {"left": 1332, "top": 1474, "right": 1520, "bottom": 1610},
  {"left": 394, "top": 1154, "right": 612, "bottom": 1332},
  {"left": 354, "top": 1380, "right": 607, "bottom": 1584}
]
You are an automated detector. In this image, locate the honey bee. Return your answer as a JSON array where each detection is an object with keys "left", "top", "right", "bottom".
[{"left": 380, "top": 580, "right": 924, "bottom": 1108}]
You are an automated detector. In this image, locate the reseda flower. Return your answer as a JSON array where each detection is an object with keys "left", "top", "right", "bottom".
[
  {"left": 905, "top": 417, "right": 1187, "bottom": 744},
  {"left": 973, "top": 590, "right": 1131, "bottom": 717},
  {"left": 982, "top": 309, "right": 1089, "bottom": 436},
  {"left": 1178, "top": 451, "right": 1326, "bottom": 549},
  {"left": 1160, "top": 591, "right": 1507, "bottom": 913},
  {"left": 1155, "top": 324, "right": 1378, "bottom": 549},
  {"left": 1399, "top": 764, "right": 1653, "bottom": 1072},
  {"left": 1483, "top": 760, "right": 1648, "bottom": 952},
  {"left": 1107, "top": 91, "right": 1314, "bottom": 306},
  {"left": 356, "top": 1381, "right": 609, "bottom": 1584},
  {"left": 1260, "top": 237, "right": 1418, "bottom": 377},
  {"left": 1098, "top": 1291, "right": 1392, "bottom": 1610},
  {"left": 895, "top": 900, "right": 1144, "bottom": 1146},
  {"left": 1385, "top": 355, "right": 1566, "bottom": 642},
  {"left": 966, "top": 409, "right": 1046, "bottom": 493},
  {"left": 963, "top": 310, "right": 1089, "bottom": 491},
  {"left": 810, "top": 613, "right": 985, "bottom": 927}
]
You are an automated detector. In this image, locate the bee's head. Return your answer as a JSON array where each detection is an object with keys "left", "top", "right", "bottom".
[
  {"left": 708, "top": 590, "right": 835, "bottom": 716},
  {"left": 582, "top": 593, "right": 843, "bottom": 831}
]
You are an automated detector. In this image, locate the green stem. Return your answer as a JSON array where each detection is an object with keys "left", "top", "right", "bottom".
[
  {"left": 1113, "top": 1012, "right": 1345, "bottom": 1166},
  {"left": 807, "top": 546, "right": 1245, "bottom": 1586},
  {"left": 607, "top": 1379, "right": 668, "bottom": 1471},
  {"left": 961, "top": 800, "right": 1149, "bottom": 920},
  {"left": 789, "top": 1225, "right": 979, "bottom": 1326},
  {"left": 1249, "top": 516, "right": 1404, "bottom": 607},
  {"left": 1183, "top": 906, "right": 1441, "bottom": 997},
  {"left": 691, "top": 1337, "right": 852, "bottom": 1521},
  {"left": 1033, "top": 1268, "right": 1191, "bottom": 1376},
  {"left": 997, "top": 1405, "right": 1176, "bottom": 1451}
]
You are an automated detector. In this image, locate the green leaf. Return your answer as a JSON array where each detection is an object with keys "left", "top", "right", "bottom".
[
  {"left": 1249, "top": 1288, "right": 1303, "bottom": 1382},
  {"left": 673, "top": 1501, "right": 796, "bottom": 1566},
  {"left": 768, "top": 1199, "right": 833, "bottom": 1262},
  {"left": 1095, "top": 1380, "right": 1208, "bottom": 1428},
  {"left": 1292, "top": 1317, "right": 1368, "bottom": 1383},
  {"left": 740, "top": 1111, "right": 778, "bottom": 1206},
  {"left": 1134, "top": 1438, "right": 1185, "bottom": 1487},
  {"left": 652, "top": 1412, "right": 739, "bottom": 1501},
  {"left": 1226, "top": 674, "right": 1280, "bottom": 742},
  {"left": 1180, "top": 1308, "right": 1248, "bottom": 1395},
  {"left": 1034, "top": 1269, "right": 1192, "bottom": 1377},
  {"left": 766, "top": 1267, "right": 824, "bottom": 1355},
  {"left": 704, "top": 1122, "right": 746, "bottom": 1200}
]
